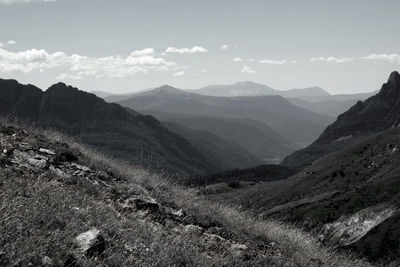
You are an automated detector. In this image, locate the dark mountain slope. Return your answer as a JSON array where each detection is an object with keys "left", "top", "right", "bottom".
[
  {"left": 145, "top": 111, "right": 298, "bottom": 164},
  {"left": 163, "top": 122, "right": 262, "bottom": 170},
  {"left": 282, "top": 71, "right": 400, "bottom": 170},
  {"left": 206, "top": 127, "right": 400, "bottom": 264},
  {"left": 287, "top": 98, "right": 367, "bottom": 117},
  {"left": 0, "top": 79, "right": 221, "bottom": 177},
  {"left": 118, "top": 85, "right": 334, "bottom": 145}
]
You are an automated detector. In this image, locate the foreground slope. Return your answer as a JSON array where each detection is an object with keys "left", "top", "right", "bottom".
[
  {"left": 0, "top": 122, "right": 368, "bottom": 266},
  {"left": 283, "top": 71, "right": 400, "bottom": 170},
  {"left": 118, "top": 85, "right": 333, "bottom": 145},
  {"left": 0, "top": 79, "right": 222, "bottom": 177}
]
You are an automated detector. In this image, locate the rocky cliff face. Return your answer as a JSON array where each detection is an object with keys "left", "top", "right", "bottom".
[
  {"left": 283, "top": 71, "right": 400, "bottom": 170},
  {"left": 0, "top": 79, "right": 221, "bottom": 178}
]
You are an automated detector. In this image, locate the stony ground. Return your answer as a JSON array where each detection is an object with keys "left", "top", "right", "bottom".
[{"left": 0, "top": 122, "right": 370, "bottom": 266}]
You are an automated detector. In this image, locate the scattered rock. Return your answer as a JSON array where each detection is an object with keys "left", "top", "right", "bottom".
[
  {"left": 71, "top": 163, "right": 90, "bottom": 172},
  {"left": 13, "top": 150, "right": 48, "bottom": 169},
  {"left": 50, "top": 166, "right": 70, "bottom": 179},
  {"left": 75, "top": 228, "right": 106, "bottom": 257},
  {"left": 171, "top": 208, "right": 184, "bottom": 217},
  {"left": 39, "top": 148, "right": 56, "bottom": 155},
  {"left": 41, "top": 256, "right": 53, "bottom": 266},
  {"left": 230, "top": 243, "right": 248, "bottom": 257},
  {"left": 134, "top": 197, "right": 159, "bottom": 213},
  {"left": 203, "top": 233, "right": 225, "bottom": 246},
  {"left": 183, "top": 224, "right": 204, "bottom": 236}
]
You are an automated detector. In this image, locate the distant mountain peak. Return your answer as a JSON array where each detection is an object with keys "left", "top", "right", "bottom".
[
  {"left": 234, "top": 81, "right": 263, "bottom": 86},
  {"left": 152, "top": 85, "right": 186, "bottom": 95}
]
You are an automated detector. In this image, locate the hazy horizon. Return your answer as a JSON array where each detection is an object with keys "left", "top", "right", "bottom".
[{"left": 0, "top": 0, "right": 399, "bottom": 94}]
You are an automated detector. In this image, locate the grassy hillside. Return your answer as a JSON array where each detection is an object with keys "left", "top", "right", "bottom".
[
  {"left": 0, "top": 120, "right": 368, "bottom": 266},
  {"left": 206, "top": 127, "right": 400, "bottom": 264}
]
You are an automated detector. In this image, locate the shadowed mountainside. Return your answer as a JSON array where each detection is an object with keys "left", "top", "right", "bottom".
[
  {"left": 0, "top": 79, "right": 226, "bottom": 178},
  {"left": 282, "top": 71, "right": 400, "bottom": 170},
  {"left": 206, "top": 127, "right": 400, "bottom": 265},
  {"left": 163, "top": 121, "right": 263, "bottom": 170},
  {"left": 146, "top": 111, "right": 299, "bottom": 164}
]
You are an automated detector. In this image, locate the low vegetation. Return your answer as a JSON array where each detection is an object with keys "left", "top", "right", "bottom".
[{"left": 0, "top": 119, "right": 370, "bottom": 266}]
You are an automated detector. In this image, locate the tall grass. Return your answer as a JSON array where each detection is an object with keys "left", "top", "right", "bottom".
[
  {"left": 0, "top": 118, "right": 371, "bottom": 266},
  {"left": 43, "top": 128, "right": 371, "bottom": 267}
]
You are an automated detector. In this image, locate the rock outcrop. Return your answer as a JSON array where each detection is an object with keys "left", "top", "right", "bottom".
[{"left": 319, "top": 204, "right": 398, "bottom": 246}]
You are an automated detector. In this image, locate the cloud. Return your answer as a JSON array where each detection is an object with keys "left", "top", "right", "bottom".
[
  {"left": 0, "top": 47, "right": 177, "bottom": 79},
  {"left": 130, "top": 48, "right": 155, "bottom": 57},
  {"left": 233, "top": 57, "right": 243, "bottom": 62},
  {"left": 165, "top": 46, "right": 207, "bottom": 54},
  {"left": 7, "top": 40, "right": 17, "bottom": 45},
  {"left": 0, "top": 0, "right": 55, "bottom": 3},
  {"left": 259, "top": 59, "right": 288, "bottom": 65},
  {"left": 220, "top": 44, "right": 229, "bottom": 50},
  {"left": 361, "top": 54, "right": 400, "bottom": 64},
  {"left": 241, "top": 65, "right": 255, "bottom": 74},
  {"left": 0, "top": 42, "right": 3, "bottom": 47},
  {"left": 173, "top": 71, "right": 185, "bottom": 76},
  {"left": 309, "top": 56, "right": 354, "bottom": 63}
]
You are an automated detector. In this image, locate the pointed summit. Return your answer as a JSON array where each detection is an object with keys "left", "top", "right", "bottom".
[
  {"left": 378, "top": 71, "right": 400, "bottom": 96},
  {"left": 388, "top": 70, "right": 400, "bottom": 85}
]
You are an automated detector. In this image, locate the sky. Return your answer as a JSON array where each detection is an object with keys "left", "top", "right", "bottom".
[{"left": 0, "top": 0, "right": 399, "bottom": 94}]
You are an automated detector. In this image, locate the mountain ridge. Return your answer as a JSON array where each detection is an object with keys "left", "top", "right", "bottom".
[
  {"left": 282, "top": 71, "right": 400, "bottom": 170},
  {"left": 117, "top": 85, "right": 334, "bottom": 146},
  {"left": 0, "top": 78, "right": 225, "bottom": 178}
]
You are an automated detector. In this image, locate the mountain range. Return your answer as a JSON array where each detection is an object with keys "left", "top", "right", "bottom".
[
  {"left": 0, "top": 79, "right": 227, "bottom": 178},
  {"left": 190, "top": 81, "right": 330, "bottom": 98},
  {"left": 116, "top": 85, "right": 334, "bottom": 146},
  {"left": 97, "top": 82, "right": 375, "bottom": 118}
]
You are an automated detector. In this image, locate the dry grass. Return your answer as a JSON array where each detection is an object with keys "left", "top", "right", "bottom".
[
  {"left": 0, "top": 119, "right": 373, "bottom": 266},
  {"left": 43, "top": 128, "right": 372, "bottom": 267}
]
